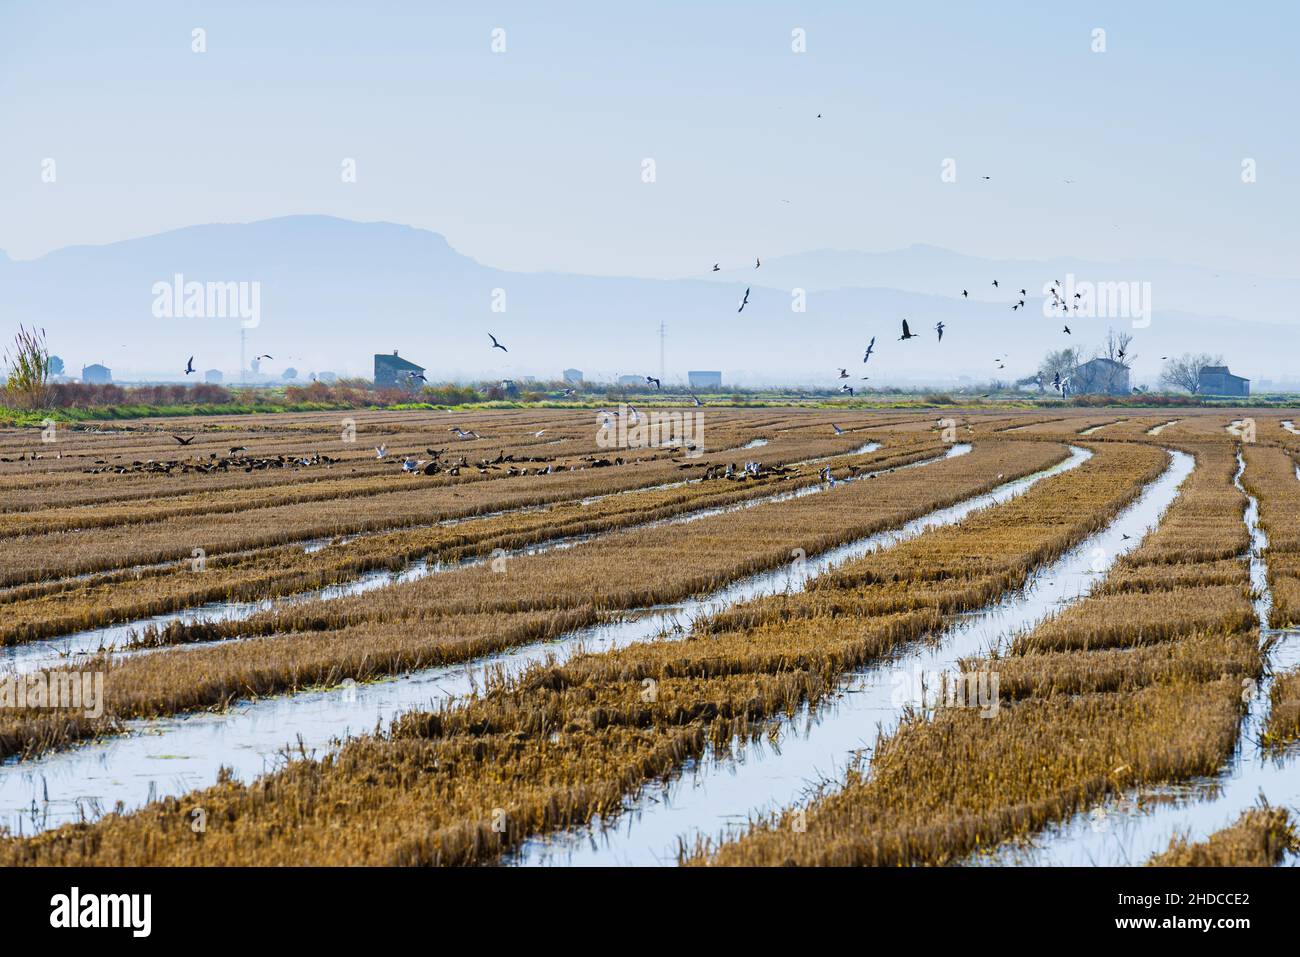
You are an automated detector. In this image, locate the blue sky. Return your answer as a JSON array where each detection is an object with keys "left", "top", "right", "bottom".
[{"left": 1, "top": 0, "right": 1297, "bottom": 280}]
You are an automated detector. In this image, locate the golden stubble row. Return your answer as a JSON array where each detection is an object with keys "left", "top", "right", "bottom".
[
  {"left": 0, "top": 441, "right": 1170, "bottom": 863},
  {"left": 693, "top": 440, "right": 1271, "bottom": 866}
]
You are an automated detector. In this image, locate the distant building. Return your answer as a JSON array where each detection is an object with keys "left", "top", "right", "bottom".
[
  {"left": 282, "top": 367, "right": 298, "bottom": 381},
  {"left": 563, "top": 368, "right": 583, "bottom": 385},
  {"left": 82, "top": 363, "right": 112, "bottom": 384},
  {"left": 688, "top": 370, "right": 723, "bottom": 389},
  {"left": 317, "top": 371, "right": 338, "bottom": 384},
  {"left": 204, "top": 369, "right": 223, "bottom": 384},
  {"left": 374, "top": 350, "right": 426, "bottom": 388},
  {"left": 617, "top": 374, "right": 643, "bottom": 386},
  {"left": 1069, "top": 358, "right": 1129, "bottom": 396},
  {"left": 49, "top": 355, "right": 65, "bottom": 376},
  {"left": 1199, "top": 365, "right": 1249, "bottom": 397}
]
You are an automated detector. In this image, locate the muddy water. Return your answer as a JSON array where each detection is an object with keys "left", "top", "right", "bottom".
[
  {"left": 2, "top": 444, "right": 898, "bottom": 675},
  {"left": 509, "top": 449, "right": 1192, "bottom": 867},
  {"left": 981, "top": 451, "right": 1300, "bottom": 867},
  {"left": 0, "top": 443, "right": 1078, "bottom": 835}
]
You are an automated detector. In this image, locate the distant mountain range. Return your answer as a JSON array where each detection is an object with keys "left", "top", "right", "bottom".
[{"left": 1, "top": 216, "right": 1292, "bottom": 387}]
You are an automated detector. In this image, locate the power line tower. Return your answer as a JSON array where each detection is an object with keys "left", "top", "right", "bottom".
[{"left": 658, "top": 321, "right": 666, "bottom": 384}]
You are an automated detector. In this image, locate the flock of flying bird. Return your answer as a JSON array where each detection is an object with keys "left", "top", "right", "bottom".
[
  {"left": 168, "top": 257, "right": 1122, "bottom": 403},
  {"left": 817, "top": 276, "right": 1129, "bottom": 397}
]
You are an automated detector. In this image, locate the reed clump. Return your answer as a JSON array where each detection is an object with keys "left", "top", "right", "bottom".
[{"left": 1148, "top": 806, "right": 1298, "bottom": 867}]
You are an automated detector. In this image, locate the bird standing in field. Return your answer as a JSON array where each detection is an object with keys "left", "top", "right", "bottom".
[{"left": 489, "top": 333, "right": 508, "bottom": 352}]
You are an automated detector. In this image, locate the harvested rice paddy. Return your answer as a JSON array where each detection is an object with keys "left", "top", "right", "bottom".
[{"left": 2, "top": 407, "right": 1299, "bottom": 869}]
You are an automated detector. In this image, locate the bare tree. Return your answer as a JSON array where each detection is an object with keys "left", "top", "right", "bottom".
[
  {"left": 1097, "top": 327, "right": 1136, "bottom": 369},
  {"left": 1161, "top": 353, "right": 1223, "bottom": 394},
  {"left": 1038, "top": 347, "right": 1080, "bottom": 387}
]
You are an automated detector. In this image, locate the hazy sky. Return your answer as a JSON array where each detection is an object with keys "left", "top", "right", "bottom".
[{"left": 2, "top": 0, "right": 1297, "bottom": 280}]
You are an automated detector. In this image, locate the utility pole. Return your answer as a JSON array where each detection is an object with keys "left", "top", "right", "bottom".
[
  {"left": 659, "top": 321, "right": 666, "bottom": 385},
  {"left": 239, "top": 327, "right": 246, "bottom": 386}
]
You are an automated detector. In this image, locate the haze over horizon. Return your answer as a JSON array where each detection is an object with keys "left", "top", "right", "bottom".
[{"left": 2, "top": 2, "right": 1296, "bottom": 387}]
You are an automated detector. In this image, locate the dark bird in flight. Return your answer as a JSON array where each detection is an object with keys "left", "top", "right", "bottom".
[
  {"left": 832, "top": 423, "right": 844, "bottom": 434},
  {"left": 712, "top": 263, "right": 720, "bottom": 272},
  {"left": 184, "top": 356, "right": 195, "bottom": 375},
  {"left": 255, "top": 354, "right": 273, "bottom": 361},
  {"left": 738, "top": 287, "right": 750, "bottom": 313},
  {"left": 754, "top": 257, "right": 761, "bottom": 269},
  {"left": 840, "top": 385, "right": 855, "bottom": 395},
  {"left": 863, "top": 336, "right": 876, "bottom": 362},
  {"left": 1063, "top": 325, "right": 1072, "bottom": 335},
  {"left": 899, "top": 320, "right": 917, "bottom": 341},
  {"left": 991, "top": 280, "right": 999, "bottom": 288},
  {"left": 407, "top": 371, "right": 427, "bottom": 384},
  {"left": 646, "top": 376, "right": 661, "bottom": 389},
  {"left": 172, "top": 434, "right": 196, "bottom": 446},
  {"left": 838, "top": 368, "right": 849, "bottom": 379},
  {"left": 489, "top": 333, "right": 508, "bottom": 352},
  {"left": 961, "top": 290, "right": 968, "bottom": 298},
  {"left": 981, "top": 176, "right": 991, "bottom": 180},
  {"left": 690, "top": 392, "right": 703, "bottom": 407},
  {"left": 935, "top": 321, "right": 945, "bottom": 342},
  {"left": 1019, "top": 289, "right": 1027, "bottom": 296}
]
